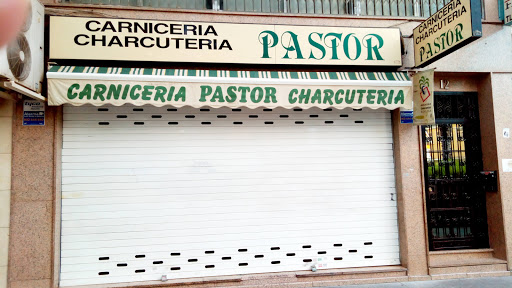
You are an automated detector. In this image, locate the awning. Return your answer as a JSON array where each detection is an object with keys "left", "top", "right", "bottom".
[{"left": 47, "top": 66, "right": 412, "bottom": 110}]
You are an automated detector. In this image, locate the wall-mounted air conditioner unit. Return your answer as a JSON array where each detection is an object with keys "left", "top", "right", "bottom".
[{"left": 0, "top": 0, "right": 44, "bottom": 99}]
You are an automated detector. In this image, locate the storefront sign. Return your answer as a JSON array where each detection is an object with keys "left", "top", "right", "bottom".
[
  {"left": 413, "top": 0, "right": 482, "bottom": 68},
  {"left": 23, "top": 100, "right": 45, "bottom": 126},
  {"left": 47, "top": 67, "right": 412, "bottom": 110},
  {"left": 413, "top": 69, "right": 435, "bottom": 125},
  {"left": 49, "top": 16, "right": 403, "bottom": 66},
  {"left": 504, "top": 0, "right": 512, "bottom": 25}
]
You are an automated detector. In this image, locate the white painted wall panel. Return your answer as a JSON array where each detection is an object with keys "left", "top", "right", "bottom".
[{"left": 60, "top": 105, "right": 400, "bottom": 287}]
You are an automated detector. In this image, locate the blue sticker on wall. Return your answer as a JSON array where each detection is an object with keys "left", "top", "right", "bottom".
[
  {"left": 23, "top": 100, "right": 45, "bottom": 126},
  {"left": 400, "top": 110, "right": 413, "bottom": 124}
]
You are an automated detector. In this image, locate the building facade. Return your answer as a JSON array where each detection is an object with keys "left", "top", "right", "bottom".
[{"left": 1, "top": 0, "right": 512, "bottom": 287}]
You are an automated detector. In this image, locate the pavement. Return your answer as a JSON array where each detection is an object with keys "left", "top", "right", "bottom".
[{"left": 326, "top": 276, "right": 512, "bottom": 288}]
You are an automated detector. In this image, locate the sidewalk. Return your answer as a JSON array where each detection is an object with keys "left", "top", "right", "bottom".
[{"left": 326, "top": 276, "right": 512, "bottom": 288}]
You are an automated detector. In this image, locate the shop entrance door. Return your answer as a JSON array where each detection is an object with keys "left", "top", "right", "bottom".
[{"left": 421, "top": 92, "right": 489, "bottom": 251}]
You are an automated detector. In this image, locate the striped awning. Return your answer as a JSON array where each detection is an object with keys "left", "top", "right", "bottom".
[{"left": 47, "top": 66, "right": 412, "bottom": 110}]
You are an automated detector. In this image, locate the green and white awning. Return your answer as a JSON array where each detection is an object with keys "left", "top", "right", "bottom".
[{"left": 47, "top": 66, "right": 412, "bottom": 110}]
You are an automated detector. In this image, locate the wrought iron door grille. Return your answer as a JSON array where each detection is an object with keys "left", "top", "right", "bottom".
[{"left": 422, "top": 93, "right": 489, "bottom": 251}]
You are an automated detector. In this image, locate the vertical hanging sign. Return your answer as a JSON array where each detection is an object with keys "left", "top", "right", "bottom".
[{"left": 413, "top": 69, "right": 435, "bottom": 125}]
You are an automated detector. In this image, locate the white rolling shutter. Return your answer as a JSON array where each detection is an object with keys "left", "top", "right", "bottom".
[{"left": 60, "top": 104, "right": 400, "bottom": 287}]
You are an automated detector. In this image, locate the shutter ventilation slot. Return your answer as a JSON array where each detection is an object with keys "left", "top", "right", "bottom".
[
  {"left": 98, "top": 108, "right": 109, "bottom": 112},
  {"left": 133, "top": 108, "right": 143, "bottom": 112},
  {"left": 170, "top": 267, "right": 181, "bottom": 271},
  {"left": 135, "top": 269, "right": 145, "bottom": 273},
  {"left": 205, "top": 265, "right": 215, "bottom": 268},
  {"left": 116, "top": 115, "right": 127, "bottom": 118},
  {"left": 98, "top": 272, "right": 109, "bottom": 275},
  {"left": 153, "top": 261, "right": 163, "bottom": 265},
  {"left": 167, "top": 108, "right": 177, "bottom": 112},
  {"left": 117, "top": 263, "right": 127, "bottom": 267},
  {"left": 135, "top": 255, "right": 145, "bottom": 258},
  {"left": 98, "top": 122, "right": 109, "bottom": 126},
  {"left": 168, "top": 122, "right": 179, "bottom": 125},
  {"left": 254, "top": 255, "right": 264, "bottom": 258},
  {"left": 99, "top": 257, "right": 109, "bottom": 261}
]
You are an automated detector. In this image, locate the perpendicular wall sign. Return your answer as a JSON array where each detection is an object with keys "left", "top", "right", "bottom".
[{"left": 413, "top": 0, "right": 483, "bottom": 68}]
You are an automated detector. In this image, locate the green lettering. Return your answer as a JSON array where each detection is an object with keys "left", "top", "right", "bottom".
[
  {"left": 394, "top": 90, "right": 405, "bottom": 104},
  {"left": 166, "top": 87, "right": 176, "bottom": 101},
  {"left": 289, "top": 89, "right": 298, "bottom": 104},
  {"left": 264, "top": 87, "right": 277, "bottom": 103},
  {"left": 130, "top": 85, "right": 142, "bottom": 100},
  {"left": 367, "top": 90, "right": 376, "bottom": 104},
  {"left": 106, "top": 84, "right": 121, "bottom": 100},
  {"left": 211, "top": 86, "right": 225, "bottom": 102},
  {"left": 67, "top": 84, "right": 79, "bottom": 100},
  {"left": 250, "top": 87, "right": 264, "bottom": 103},
  {"left": 122, "top": 85, "right": 130, "bottom": 100},
  {"left": 376, "top": 90, "right": 387, "bottom": 105},
  {"left": 298, "top": 89, "right": 311, "bottom": 104},
  {"left": 343, "top": 33, "right": 362, "bottom": 60},
  {"left": 259, "top": 31, "right": 278, "bottom": 59},
  {"left": 311, "top": 89, "right": 322, "bottom": 104},
  {"left": 357, "top": 90, "right": 366, "bottom": 104},
  {"left": 93, "top": 84, "right": 107, "bottom": 101},
  {"left": 323, "top": 89, "right": 334, "bottom": 105},
  {"left": 174, "top": 87, "right": 186, "bottom": 102},
  {"left": 364, "top": 34, "right": 384, "bottom": 61},
  {"left": 79, "top": 84, "right": 92, "bottom": 100},
  {"left": 141, "top": 85, "right": 154, "bottom": 101},
  {"left": 345, "top": 89, "right": 355, "bottom": 104},
  {"left": 387, "top": 90, "right": 394, "bottom": 104},
  {"left": 154, "top": 86, "right": 167, "bottom": 102},
  {"left": 226, "top": 86, "right": 237, "bottom": 103},
  {"left": 335, "top": 89, "right": 344, "bottom": 104},
  {"left": 199, "top": 85, "right": 213, "bottom": 102},
  {"left": 238, "top": 87, "right": 250, "bottom": 103},
  {"left": 308, "top": 33, "right": 326, "bottom": 60},
  {"left": 324, "top": 33, "right": 342, "bottom": 60},
  {"left": 282, "top": 31, "right": 304, "bottom": 59}
]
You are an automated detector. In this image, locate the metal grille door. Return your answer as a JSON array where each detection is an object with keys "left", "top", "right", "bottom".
[
  {"left": 422, "top": 93, "right": 489, "bottom": 251},
  {"left": 60, "top": 105, "right": 400, "bottom": 286}
]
